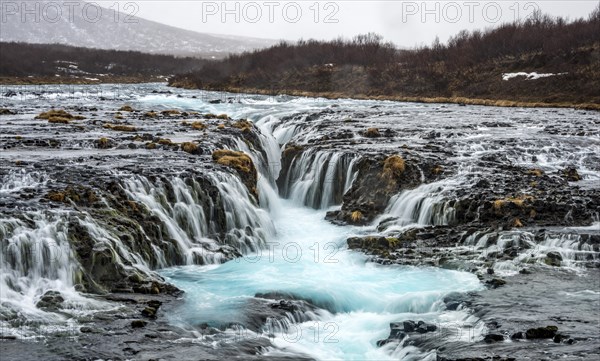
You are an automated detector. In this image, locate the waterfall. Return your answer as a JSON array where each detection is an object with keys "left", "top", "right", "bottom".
[
  {"left": 123, "top": 172, "right": 275, "bottom": 262},
  {"left": 0, "top": 169, "right": 48, "bottom": 194},
  {"left": 378, "top": 180, "right": 458, "bottom": 231},
  {"left": 279, "top": 149, "right": 359, "bottom": 209},
  {"left": 461, "top": 230, "right": 600, "bottom": 275},
  {"left": 230, "top": 136, "right": 282, "bottom": 213},
  {"left": 0, "top": 212, "right": 111, "bottom": 337}
]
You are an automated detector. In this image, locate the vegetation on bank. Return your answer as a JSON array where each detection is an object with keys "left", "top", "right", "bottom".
[
  {"left": 170, "top": 7, "right": 600, "bottom": 109},
  {"left": 0, "top": 42, "right": 206, "bottom": 81}
]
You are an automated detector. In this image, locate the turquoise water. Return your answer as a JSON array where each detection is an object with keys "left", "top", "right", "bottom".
[{"left": 161, "top": 200, "right": 482, "bottom": 360}]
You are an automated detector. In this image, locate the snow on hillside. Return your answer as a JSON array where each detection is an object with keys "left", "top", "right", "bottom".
[{"left": 0, "top": 1, "right": 276, "bottom": 57}]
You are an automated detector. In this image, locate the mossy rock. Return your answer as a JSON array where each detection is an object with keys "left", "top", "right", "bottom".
[
  {"left": 232, "top": 119, "right": 252, "bottom": 132},
  {"left": 181, "top": 142, "right": 201, "bottom": 155},
  {"left": 36, "top": 109, "right": 85, "bottom": 121},
  {"left": 97, "top": 137, "right": 111, "bottom": 149},
  {"left": 103, "top": 123, "right": 137, "bottom": 132},
  {"left": 191, "top": 121, "right": 206, "bottom": 130},
  {"left": 161, "top": 110, "right": 181, "bottom": 116},
  {"left": 363, "top": 127, "right": 381, "bottom": 138},
  {"left": 212, "top": 149, "right": 258, "bottom": 197},
  {"left": 0, "top": 108, "right": 16, "bottom": 115},
  {"left": 48, "top": 116, "right": 71, "bottom": 124}
]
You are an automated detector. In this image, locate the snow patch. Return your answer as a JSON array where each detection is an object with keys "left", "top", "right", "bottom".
[{"left": 502, "top": 72, "right": 567, "bottom": 81}]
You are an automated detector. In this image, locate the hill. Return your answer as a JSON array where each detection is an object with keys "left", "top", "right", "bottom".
[
  {"left": 0, "top": 42, "right": 206, "bottom": 84},
  {"left": 0, "top": 0, "right": 275, "bottom": 58}
]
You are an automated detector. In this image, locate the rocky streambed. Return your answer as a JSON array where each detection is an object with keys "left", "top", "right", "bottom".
[{"left": 1, "top": 83, "right": 599, "bottom": 360}]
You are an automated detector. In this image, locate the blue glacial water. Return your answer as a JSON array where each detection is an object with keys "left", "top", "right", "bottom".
[{"left": 161, "top": 199, "right": 483, "bottom": 360}]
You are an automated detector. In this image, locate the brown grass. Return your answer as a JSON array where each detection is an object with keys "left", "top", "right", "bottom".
[
  {"left": 527, "top": 169, "right": 544, "bottom": 176},
  {"left": 47, "top": 116, "right": 71, "bottom": 124},
  {"left": 232, "top": 119, "right": 252, "bottom": 132},
  {"left": 493, "top": 194, "right": 534, "bottom": 210},
  {"left": 158, "top": 138, "right": 173, "bottom": 145},
  {"left": 98, "top": 137, "right": 110, "bottom": 149},
  {"left": 212, "top": 149, "right": 254, "bottom": 173},
  {"left": 217, "top": 124, "right": 225, "bottom": 130},
  {"left": 513, "top": 218, "right": 524, "bottom": 227},
  {"left": 364, "top": 128, "right": 381, "bottom": 138},
  {"left": 47, "top": 191, "right": 66, "bottom": 202},
  {"left": 283, "top": 144, "right": 304, "bottom": 157},
  {"left": 144, "top": 111, "right": 157, "bottom": 118},
  {"left": 382, "top": 155, "right": 405, "bottom": 178},
  {"left": 181, "top": 142, "right": 198, "bottom": 154},
  {"left": 119, "top": 105, "right": 134, "bottom": 112},
  {"left": 36, "top": 109, "right": 85, "bottom": 121},
  {"left": 350, "top": 210, "right": 363, "bottom": 222},
  {"left": 103, "top": 123, "right": 137, "bottom": 132},
  {"left": 161, "top": 110, "right": 181, "bottom": 116},
  {"left": 191, "top": 121, "right": 206, "bottom": 130}
]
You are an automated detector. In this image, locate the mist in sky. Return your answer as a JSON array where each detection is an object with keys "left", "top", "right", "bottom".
[{"left": 99, "top": 1, "right": 599, "bottom": 47}]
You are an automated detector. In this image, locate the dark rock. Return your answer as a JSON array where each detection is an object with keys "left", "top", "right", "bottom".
[
  {"left": 484, "top": 333, "right": 504, "bottom": 343},
  {"left": 141, "top": 306, "right": 158, "bottom": 318},
  {"left": 416, "top": 321, "right": 437, "bottom": 334},
  {"left": 553, "top": 334, "right": 569, "bottom": 343},
  {"left": 485, "top": 278, "right": 506, "bottom": 288},
  {"left": 80, "top": 326, "right": 92, "bottom": 333},
  {"left": 562, "top": 167, "right": 582, "bottom": 181},
  {"left": 525, "top": 325, "right": 558, "bottom": 339},
  {"left": 511, "top": 331, "right": 525, "bottom": 339},
  {"left": 131, "top": 320, "right": 148, "bottom": 328},
  {"left": 0, "top": 108, "right": 16, "bottom": 115},
  {"left": 443, "top": 292, "right": 470, "bottom": 311},
  {"left": 544, "top": 251, "right": 562, "bottom": 267},
  {"left": 324, "top": 155, "right": 423, "bottom": 225},
  {"left": 403, "top": 320, "right": 417, "bottom": 333}
]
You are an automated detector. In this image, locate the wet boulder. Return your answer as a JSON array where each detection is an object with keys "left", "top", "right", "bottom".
[
  {"left": 485, "top": 278, "right": 506, "bottom": 288},
  {"left": 544, "top": 251, "right": 563, "bottom": 267},
  {"left": 36, "top": 291, "right": 65, "bottom": 311},
  {"left": 376, "top": 320, "right": 437, "bottom": 347},
  {"left": 562, "top": 167, "right": 581, "bottom": 181}
]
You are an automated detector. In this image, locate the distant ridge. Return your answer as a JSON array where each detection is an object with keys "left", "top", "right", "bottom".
[{"left": 0, "top": 0, "right": 276, "bottom": 58}]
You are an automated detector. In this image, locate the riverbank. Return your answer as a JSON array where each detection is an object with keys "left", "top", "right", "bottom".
[
  {"left": 169, "top": 83, "right": 600, "bottom": 111},
  {"left": 5, "top": 77, "right": 598, "bottom": 110}
]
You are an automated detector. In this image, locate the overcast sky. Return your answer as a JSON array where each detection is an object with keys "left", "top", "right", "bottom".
[{"left": 100, "top": 1, "right": 598, "bottom": 47}]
